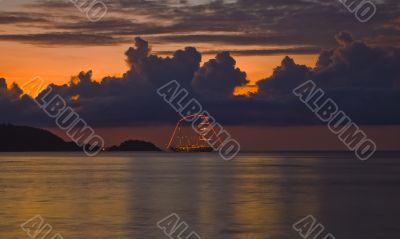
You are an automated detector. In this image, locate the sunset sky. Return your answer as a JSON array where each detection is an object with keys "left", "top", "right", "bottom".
[
  {"left": 0, "top": 0, "right": 399, "bottom": 150},
  {"left": 0, "top": 0, "right": 326, "bottom": 87}
]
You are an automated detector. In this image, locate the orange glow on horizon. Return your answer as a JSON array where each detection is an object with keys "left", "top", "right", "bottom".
[{"left": 0, "top": 41, "right": 319, "bottom": 96}]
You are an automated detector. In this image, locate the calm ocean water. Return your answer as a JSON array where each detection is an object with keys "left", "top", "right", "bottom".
[{"left": 0, "top": 152, "right": 399, "bottom": 239}]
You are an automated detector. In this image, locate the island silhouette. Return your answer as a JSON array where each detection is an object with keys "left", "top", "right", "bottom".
[
  {"left": 0, "top": 124, "right": 160, "bottom": 152},
  {"left": 107, "top": 140, "right": 161, "bottom": 152}
]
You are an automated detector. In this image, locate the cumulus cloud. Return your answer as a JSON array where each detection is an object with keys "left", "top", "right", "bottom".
[
  {"left": 0, "top": 78, "right": 47, "bottom": 126},
  {"left": 258, "top": 31, "right": 400, "bottom": 93},
  {"left": 257, "top": 56, "right": 311, "bottom": 96},
  {"left": 0, "top": 79, "right": 24, "bottom": 101},
  {"left": 193, "top": 52, "right": 248, "bottom": 98},
  {"left": 255, "top": 31, "right": 400, "bottom": 124},
  {"left": 1, "top": 33, "right": 400, "bottom": 126},
  {"left": 123, "top": 37, "right": 201, "bottom": 89},
  {"left": 315, "top": 32, "right": 400, "bottom": 89},
  {"left": 125, "top": 37, "right": 151, "bottom": 66}
]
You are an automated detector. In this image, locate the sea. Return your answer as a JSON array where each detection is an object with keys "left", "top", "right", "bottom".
[{"left": 0, "top": 152, "right": 399, "bottom": 239}]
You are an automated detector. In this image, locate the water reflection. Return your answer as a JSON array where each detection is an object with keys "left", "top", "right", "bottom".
[{"left": 0, "top": 152, "right": 399, "bottom": 239}]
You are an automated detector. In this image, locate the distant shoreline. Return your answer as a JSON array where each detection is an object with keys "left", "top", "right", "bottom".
[{"left": 0, "top": 124, "right": 161, "bottom": 152}]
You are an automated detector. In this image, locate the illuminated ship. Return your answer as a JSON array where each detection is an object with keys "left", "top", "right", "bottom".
[{"left": 167, "top": 114, "right": 219, "bottom": 153}]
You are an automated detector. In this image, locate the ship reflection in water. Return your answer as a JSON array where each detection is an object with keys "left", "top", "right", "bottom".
[{"left": 167, "top": 114, "right": 216, "bottom": 153}]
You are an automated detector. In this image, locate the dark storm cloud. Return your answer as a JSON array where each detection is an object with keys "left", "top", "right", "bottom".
[
  {"left": 255, "top": 31, "right": 400, "bottom": 124},
  {"left": 125, "top": 37, "right": 202, "bottom": 89},
  {"left": 258, "top": 31, "right": 400, "bottom": 93},
  {"left": 193, "top": 51, "right": 249, "bottom": 98},
  {"left": 0, "top": 78, "right": 23, "bottom": 99},
  {"left": 315, "top": 32, "right": 400, "bottom": 89},
  {"left": 1, "top": 0, "right": 397, "bottom": 50},
  {"left": 257, "top": 56, "right": 311, "bottom": 96},
  {"left": 0, "top": 78, "right": 48, "bottom": 126},
  {"left": 1, "top": 33, "right": 400, "bottom": 126}
]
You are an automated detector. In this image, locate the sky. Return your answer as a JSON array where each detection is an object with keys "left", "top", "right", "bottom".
[
  {"left": 0, "top": 0, "right": 399, "bottom": 150},
  {"left": 0, "top": 0, "right": 325, "bottom": 87}
]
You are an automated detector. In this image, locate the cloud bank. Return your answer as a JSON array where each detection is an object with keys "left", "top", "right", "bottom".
[
  {"left": 1, "top": 32, "right": 400, "bottom": 127},
  {"left": 0, "top": 0, "right": 398, "bottom": 54}
]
